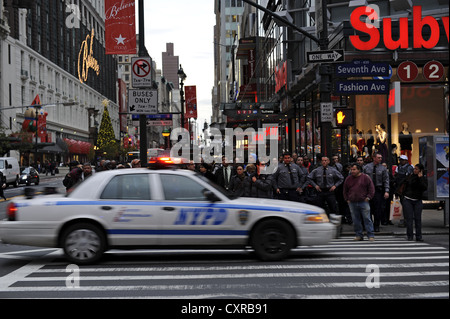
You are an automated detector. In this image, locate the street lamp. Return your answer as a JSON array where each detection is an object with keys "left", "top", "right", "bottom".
[{"left": 177, "top": 64, "right": 187, "bottom": 130}]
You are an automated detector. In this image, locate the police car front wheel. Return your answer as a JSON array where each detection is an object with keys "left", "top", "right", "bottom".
[
  {"left": 251, "top": 219, "right": 295, "bottom": 261},
  {"left": 61, "top": 223, "right": 106, "bottom": 265}
]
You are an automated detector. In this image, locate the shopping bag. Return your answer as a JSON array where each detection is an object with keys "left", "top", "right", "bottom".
[{"left": 390, "top": 196, "right": 403, "bottom": 220}]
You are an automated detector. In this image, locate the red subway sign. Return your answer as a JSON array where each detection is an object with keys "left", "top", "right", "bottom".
[{"left": 350, "top": 6, "right": 449, "bottom": 51}]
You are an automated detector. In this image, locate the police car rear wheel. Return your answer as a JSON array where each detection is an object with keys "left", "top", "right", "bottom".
[
  {"left": 251, "top": 219, "right": 294, "bottom": 261},
  {"left": 62, "top": 223, "right": 105, "bottom": 265}
]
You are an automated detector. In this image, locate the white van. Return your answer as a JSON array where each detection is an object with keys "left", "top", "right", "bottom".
[{"left": 0, "top": 157, "right": 20, "bottom": 187}]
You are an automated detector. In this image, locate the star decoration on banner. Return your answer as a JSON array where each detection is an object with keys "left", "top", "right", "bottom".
[{"left": 115, "top": 34, "right": 126, "bottom": 45}]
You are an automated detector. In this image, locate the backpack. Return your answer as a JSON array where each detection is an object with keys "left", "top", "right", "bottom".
[{"left": 63, "top": 173, "right": 72, "bottom": 188}]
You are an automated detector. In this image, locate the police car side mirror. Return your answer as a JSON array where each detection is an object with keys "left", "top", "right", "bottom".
[{"left": 204, "top": 190, "right": 220, "bottom": 202}]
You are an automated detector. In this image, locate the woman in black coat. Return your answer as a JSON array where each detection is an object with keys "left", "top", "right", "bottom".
[
  {"left": 398, "top": 163, "right": 427, "bottom": 241},
  {"left": 228, "top": 165, "right": 250, "bottom": 197}
]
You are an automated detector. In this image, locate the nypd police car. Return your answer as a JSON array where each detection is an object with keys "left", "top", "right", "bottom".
[{"left": 0, "top": 168, "right": 337, "bottom": 264}]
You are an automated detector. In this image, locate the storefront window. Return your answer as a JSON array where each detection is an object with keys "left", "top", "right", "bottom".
[{"left": 351, "top": 83, "right": 447, "bottom": 167}]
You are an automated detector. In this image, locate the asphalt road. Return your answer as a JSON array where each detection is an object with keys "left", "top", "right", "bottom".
[
  {"left": 0, "top": 235, "right": 448, "bottom": 300},
  {"left": 0, "top": 177, "right": 448, "bottom": 302}
]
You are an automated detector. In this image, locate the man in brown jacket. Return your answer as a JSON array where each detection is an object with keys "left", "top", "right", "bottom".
[{"left": 343, "top": 164, "right": 375, "bottom": 241}]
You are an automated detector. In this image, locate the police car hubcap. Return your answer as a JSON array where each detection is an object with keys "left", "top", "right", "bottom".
[
  {"left": 261, "top": 229, "right": 286, "bottom": 251},
  {"left": 66, "top": 229, "right": 100, "bottom": 260}
]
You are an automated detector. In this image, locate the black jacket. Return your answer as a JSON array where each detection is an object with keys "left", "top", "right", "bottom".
[
  {"left": 214, "top": 165, "right": 236, "bottom": 190},
  {"left": 401, "top": 174, "right": 427, "bottom": 200},
  {"left": 228, "top": 174, "right": 250, "bottom": 197},
  {"left": 247, "top": 173, "right": 273, "bottom": 198}
]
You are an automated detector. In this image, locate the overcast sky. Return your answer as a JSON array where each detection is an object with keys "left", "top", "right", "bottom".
[{"left": 140, "top": 0, "right": 215, "bottom": 128}]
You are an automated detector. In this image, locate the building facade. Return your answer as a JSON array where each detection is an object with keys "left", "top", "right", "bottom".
[
  {"left": 212, "top": 0, "right": 245, "bottom": 131},
  {"left": 0, "top": 0, "right": 119, "bottom": 165},
  {"left": 222, "top": 0, "right": 448, "bottom": 168}
]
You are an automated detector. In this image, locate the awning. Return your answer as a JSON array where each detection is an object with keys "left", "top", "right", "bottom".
[
  {"left": 38, "top": 143, "right": 65, "bottom": 154},
  {"left": 63, "top": 138, "right": 92, "bottom": 155}
]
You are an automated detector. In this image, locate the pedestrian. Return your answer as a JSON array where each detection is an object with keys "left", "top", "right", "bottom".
[
  {"left": 186, "top": 160, "right": 196, "bottom": 171},
  {"left": 63, "top": 164, "right": 83, "bottom": 193},
  {"left": 198, "top": 163, "right": 215, "bottom": 182},
  {"left": 356, "top": 156, "right": 365, "bottom": 168},
  {"left": 398, "top": 164, "right": 428, "bottom": 241},
  {"left": 228, "top": 164, "right": 250, "bottom": 197},
  {"left": 331, "top": 155, "right": 343, "bottom": 173},
  {"left": 296, "top": 157, "right": 309, "bottom": 176},
  {"left": 0, "top": 171, "right": 7, "bottom": 201},
  {"left": 81, "top": 163, "right": 94, "bottom": 180},
  {"left": 363, "top": 152, "right": 390, "bottom": 232},
  {"left": 131, "top": 159, "right": 141, "bottom": 168},
  {"left": 343, "top": 164, "right": 375, "bottom": 241},
  {"left": 306, "top": 156, "right": 344, "bottom": 215},
  {"left": 248, "top": 160, "right": 273, "bottom": 198},
  {"left": 394, "top": 155, "right": 414, "bottom": 190},
  {"left": 272, "top": 152, "right": 306, "bottom": 202},
  {"left": 215, "top": 156, "right": 235, "bottom": 191}
]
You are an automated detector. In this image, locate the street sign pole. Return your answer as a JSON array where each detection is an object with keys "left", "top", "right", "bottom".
[
  {"left": 138, "top": 0, "right": 148, "bottom": 166},
  {"left": 318, "top": 0, "right": 333, "bottom": 160}
]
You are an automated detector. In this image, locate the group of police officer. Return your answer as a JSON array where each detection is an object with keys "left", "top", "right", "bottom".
[{"left": 202, "top": 150, "right": 410, "bottom": 232}]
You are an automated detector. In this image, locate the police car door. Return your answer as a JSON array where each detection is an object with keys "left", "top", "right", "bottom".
[
  {"left": 100, "top": 173, "right": 160, "bottom": 246},
  {"left": 157, "top": 173, "right": 234, "bottom": 246}
]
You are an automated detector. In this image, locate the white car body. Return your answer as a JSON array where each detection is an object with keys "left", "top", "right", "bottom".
[{"left": 0, "top": 169, "right": 337, "bottom": 263}]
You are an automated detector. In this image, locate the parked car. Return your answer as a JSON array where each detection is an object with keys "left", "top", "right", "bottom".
[{"left": 19, "top": 167, "right": 40, "bottom": 186}]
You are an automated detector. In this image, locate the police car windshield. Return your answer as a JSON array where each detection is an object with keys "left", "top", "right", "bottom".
[{"left": 195, "top": 173, "right": 234, "bottom": 199}]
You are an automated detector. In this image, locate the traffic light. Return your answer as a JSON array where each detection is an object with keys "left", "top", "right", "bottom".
[{"left": 334, "top": 108, "right": 354, "bottom": 127}]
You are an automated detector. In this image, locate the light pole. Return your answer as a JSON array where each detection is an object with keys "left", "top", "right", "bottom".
[{"left": 178, "top": 65, "right": 187, "bottom": 130}]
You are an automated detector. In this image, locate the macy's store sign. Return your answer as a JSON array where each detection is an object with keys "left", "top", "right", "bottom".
[{"left": 349, "top": 6, "right": 449, "bottom": 51}]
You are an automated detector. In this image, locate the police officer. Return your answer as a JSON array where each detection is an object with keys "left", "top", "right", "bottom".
[
  {"left": 306, "top": 156, "right": 344, "bottom": 215},
  {"left": 272, "top": 152, "right": 306, "bottom": 202},
  {"left": 363, "top": 152, "right": 390, "bottom": 232}
]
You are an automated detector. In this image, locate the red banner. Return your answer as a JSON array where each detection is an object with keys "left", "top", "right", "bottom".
[
  {"left": 105, "top": 0, "right": 137, "bottom": 55},
  {"left": 184, "top": 86, "right": 198, "bottom": 119}
]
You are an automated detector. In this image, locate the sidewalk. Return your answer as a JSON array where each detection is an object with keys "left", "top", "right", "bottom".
[
  {"left": 39, "top": 166, "right": 70, "bottom": 179},
  {"left": 340, "top": 208, "right": 449, "bottom": 237}
]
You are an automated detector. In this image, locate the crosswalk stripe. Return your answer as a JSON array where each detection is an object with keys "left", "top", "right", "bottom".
[
  {"left": 35, "top": 262, "right": 449, "bottom": 273},
  {"left": 0, "top": 236, "right": 447, "bottom": 298},
  {"left": 3, "top": 280, "right": 448, "bottom": 292},
  {"left": 15, "top": 271, "right": 450, "bottom": 282}
]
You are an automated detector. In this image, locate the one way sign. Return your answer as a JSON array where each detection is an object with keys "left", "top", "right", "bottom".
[{"left": 307, "top": 49, "right": 345, "bottom": 63}]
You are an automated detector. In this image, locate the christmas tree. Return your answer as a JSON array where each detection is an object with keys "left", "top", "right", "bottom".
[{"left": 97, "top": 99, "right": 117, "bottom": 157}]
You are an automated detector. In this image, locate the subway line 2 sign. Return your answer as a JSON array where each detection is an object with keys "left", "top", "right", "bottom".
[{"left": 350, "top": 6, "right": 449, "bottom": 50}]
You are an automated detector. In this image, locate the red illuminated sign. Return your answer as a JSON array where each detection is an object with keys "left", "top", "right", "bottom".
[
  {"left": 275, "top": 61, "right": 287, "bottom": 93},
  {"left": 350, "top": 6, "right": 449, "bottom": 51}
]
